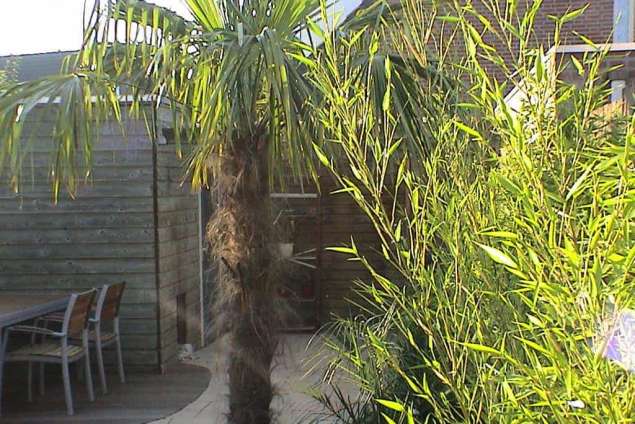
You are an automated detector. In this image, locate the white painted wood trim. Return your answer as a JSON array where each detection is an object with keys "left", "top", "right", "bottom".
[
  {"left": 504, "top": 42, "right": 635, "bottom": 110},
  {"left": 554, "top": 42, "right": 635, "bottom": 54}
]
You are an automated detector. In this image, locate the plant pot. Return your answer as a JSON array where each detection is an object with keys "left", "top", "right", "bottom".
[{"left": 277, "top": 242, "right": 294, "bottom": 259}]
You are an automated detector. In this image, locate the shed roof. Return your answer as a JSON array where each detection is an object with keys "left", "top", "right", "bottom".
[{"left": 0, "top": 50, "right": 75, "bottom": 83}]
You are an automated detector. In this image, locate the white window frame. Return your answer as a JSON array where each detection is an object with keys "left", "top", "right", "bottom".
[
  {"left": 614, "top": 0, "right": 635, "bottom": 43},
  {"left": 612, "top": 0, "right": 634, "bottom": 103}
]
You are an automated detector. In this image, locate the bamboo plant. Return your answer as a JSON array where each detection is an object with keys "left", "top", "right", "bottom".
[{"left": 310, "top": 0, "right": 635, "bottom": 422}]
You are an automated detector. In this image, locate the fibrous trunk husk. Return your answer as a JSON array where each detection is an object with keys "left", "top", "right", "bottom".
[{"left": 207, "top": 135, "right": 277, "bottom": 424}]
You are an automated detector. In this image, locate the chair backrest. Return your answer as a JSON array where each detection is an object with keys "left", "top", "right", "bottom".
[
  {"left": 63, "top": 289, "right": 97, "bottom": 338},
  {"left": 95, "top": 282, "right": 126, "bottom": 322}
]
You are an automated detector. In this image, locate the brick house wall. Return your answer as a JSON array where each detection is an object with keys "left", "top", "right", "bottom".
[
  {"left": 382, "top": 1, "right": 619, "bottom": 81},
  {"left": 469, "top": 0, "right": 616, "bottom": 81},
  {"left": 526, "top": 0, "right": 614, "bottom": 44}
]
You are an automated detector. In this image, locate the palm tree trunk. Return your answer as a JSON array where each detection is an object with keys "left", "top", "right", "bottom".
[{"left": 208, "top": 135, "right": 277, "bottom": 424}]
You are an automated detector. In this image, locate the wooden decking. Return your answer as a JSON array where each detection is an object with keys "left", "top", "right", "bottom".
[{"left": 1, "top": 363, "right": 210, "bottom": 423}]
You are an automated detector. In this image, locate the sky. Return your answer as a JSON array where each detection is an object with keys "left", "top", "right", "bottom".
[{"left": 0, "top": 0, "right": 362, "bottom": 56}]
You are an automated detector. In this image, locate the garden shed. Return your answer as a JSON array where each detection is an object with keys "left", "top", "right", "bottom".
[
  {"left": 0, "top": 52, "right": 380, "bottom": 371},
  {"left": 0, "top": 51, "right": 206, "bottom": 372}
]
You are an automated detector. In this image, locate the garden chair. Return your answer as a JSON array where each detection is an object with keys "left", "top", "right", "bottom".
[
  {"left": 40, "top": 282, "right": 126, "bottom": 395},
  {"left": 2, "top": 289, "right": 96, "bottom": 415},
  {"left": 87, "top": 282, "right": 126, "bottom": 394}
]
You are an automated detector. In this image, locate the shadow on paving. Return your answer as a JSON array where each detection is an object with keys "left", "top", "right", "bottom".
[{"left": 1, "top": 363, "right": 211, "bottom": 424}]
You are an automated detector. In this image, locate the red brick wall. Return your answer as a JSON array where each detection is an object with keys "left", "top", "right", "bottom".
[
  {"left": 530, "top": 0, "right": 614, "bottom": 45},
  {"left": 470, "top": 0, "right": 615, "bottom": 81},
  {"left": 394, "top": 1, "right": 616, "bottom": 82}
]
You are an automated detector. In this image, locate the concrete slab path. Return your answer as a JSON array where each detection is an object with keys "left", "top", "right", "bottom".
[{"left": 151, "top": 334, "right": 352, "bottom": 424}]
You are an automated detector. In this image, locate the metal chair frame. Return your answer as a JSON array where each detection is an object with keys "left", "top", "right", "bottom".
[
  {"left": 2, "top": 290, "right": 96, "bottom": 416},
  {"left": 40, "top": 282, "right": 126, "bottom": 395},
  {"left": 88, "top": 282, "right": 126, "bottom": 394}
]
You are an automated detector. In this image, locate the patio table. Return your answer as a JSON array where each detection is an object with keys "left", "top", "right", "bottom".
[{"left": 0, "top": 294, "right": 69, "bottom": 415}]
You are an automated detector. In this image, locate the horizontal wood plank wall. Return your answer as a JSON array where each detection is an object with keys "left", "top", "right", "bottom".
[
  {"left": 277, "top": 175, "right": 383, "bottom": 322},
  {"left": 155, "top": 142, "right": 202, "bottom": 369},
  {"left": 0, "top": 109, "right": 161, "bottom": 370},
  {"left": 319, "top": 178, "right": 384, "bottom": 320}
]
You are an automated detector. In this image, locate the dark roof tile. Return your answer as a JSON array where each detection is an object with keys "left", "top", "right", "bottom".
[{"left": 0, "top": 50, "right": 76, "bottom": 82}]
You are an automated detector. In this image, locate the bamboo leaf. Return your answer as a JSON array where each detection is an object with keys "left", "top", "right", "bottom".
[
  {"left": 481, "top": 231, "right": 519, "bottom": 239},
  {"left": 566, "top": 168, "right": 591, "bottom": 200},
  {"left": 559, "top": 6, "right": 588, "bottom": 24},
  {"left": 380, "top": 414, "right": 397, "bottom": 424},
  {"left": 455, "top": 121, "right": 482, "bottom": 140},
  {"left": 458, "top": 341, "right": 502, "bottom": 356},
  {"left": 326, "top": 246, "right": 357, "bottom": 255},
  {"left": 477, "top": 243, "right": 518, "bottom": 269},
  {"left": 377, "top": 399, "right": 405, "bottom": 412},
  {"left": 514, "top": 336, "right": 552, "bottom": 357},
  {"left": 313, "top": 143, "right": 330, "bottom": 167}
]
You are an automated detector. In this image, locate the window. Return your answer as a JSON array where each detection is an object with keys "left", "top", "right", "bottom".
[{"left": 613, "top": 0, "right": 635, "bottom": 42}]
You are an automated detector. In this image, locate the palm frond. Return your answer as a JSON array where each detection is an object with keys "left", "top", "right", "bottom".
[{"left": 0, "top": 0, "right": 441, "bottom": 195}]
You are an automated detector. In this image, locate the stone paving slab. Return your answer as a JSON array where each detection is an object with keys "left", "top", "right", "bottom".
[{"left": 151, "top": 334, "right": 355, "bottom": 424}]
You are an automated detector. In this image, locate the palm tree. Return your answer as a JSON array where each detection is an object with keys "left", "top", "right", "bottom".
[{"left": 0, "top": 0, "right": 426, "bottom": 422}]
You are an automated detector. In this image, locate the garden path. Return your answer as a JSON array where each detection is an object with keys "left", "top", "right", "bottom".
[{"left": 151, "top": 333, "right": 354, "bottom": 424}]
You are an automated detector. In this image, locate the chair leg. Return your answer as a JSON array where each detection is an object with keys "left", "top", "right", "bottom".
[
  {"left": 116, "top": 336, "right": 125, "bottom": 383},
  {"left": 41, "top": 319, "right": 49, "bottom": 343},
  {"left": 27, "top": 362, "right": 33, "bottom": 402},
  {"left": 62, "top": 357, "right": 74, "bottom": 416},
  {"left": 82, "top": 330, "right": 95, "bottom": 402},
  {"left": 84, "top": 353, "right": 95, "bottom": 402},
  {"left": 77, "top": 358, "right": 85, "bottom": 383},
  {"left": 27, "top": 328, "right": 37, "bottom": 402},
  {"left": 0, "top": 329, "right": 7, "bottom": 416},
  {"left": 114, "top": 319, "right": 125, "bottom": 384},
  {"left": 95, "top": 338, "right": 107, "bottom": 394},
  {"left": 39, "top": 363, "right": 45, "bottom": 396}
]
